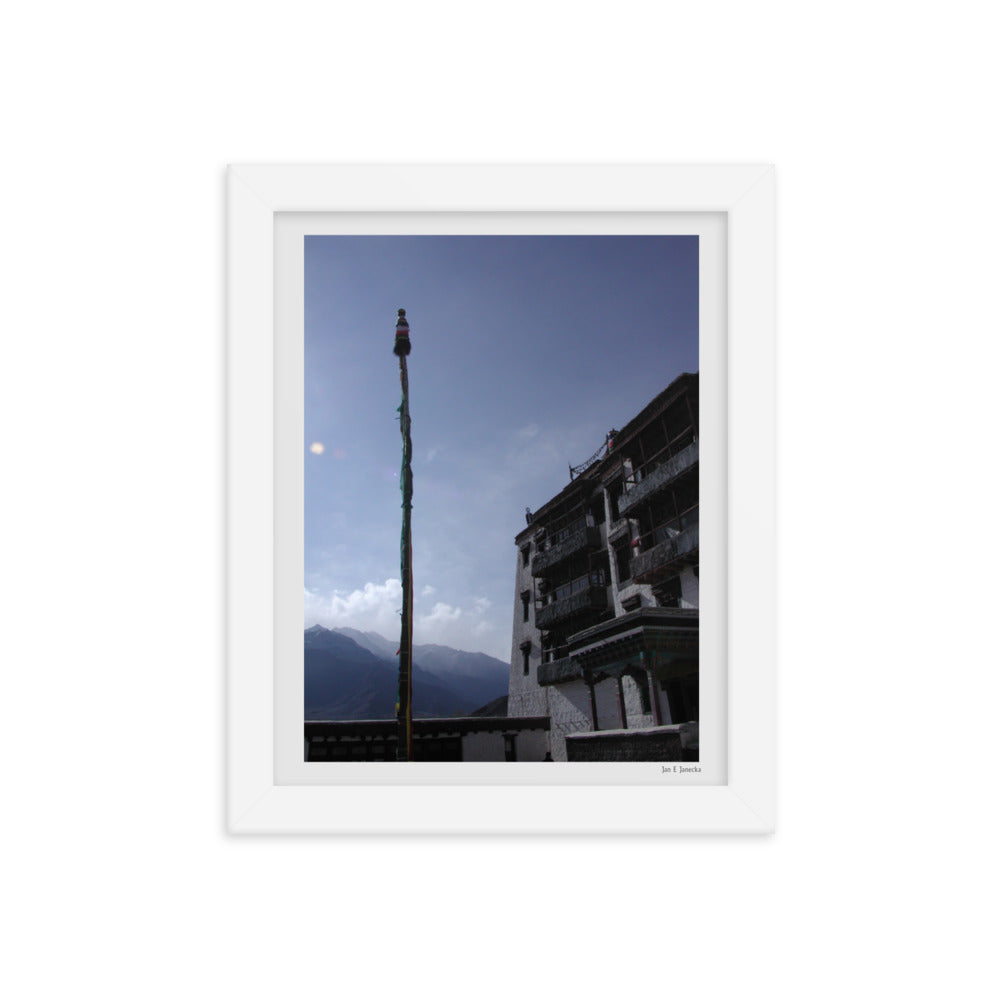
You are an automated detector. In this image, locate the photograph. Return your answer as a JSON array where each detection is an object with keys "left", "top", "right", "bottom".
[
  {"left": 303, "top": 234, "right": 700, "bottom": 762},
  {"left": 14, "top": 5, "right": 998, "bottom": 996}
]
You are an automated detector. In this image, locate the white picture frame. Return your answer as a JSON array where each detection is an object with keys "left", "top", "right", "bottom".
[{"left": 227, "top": 164, "right": 775, "bottom": 834}]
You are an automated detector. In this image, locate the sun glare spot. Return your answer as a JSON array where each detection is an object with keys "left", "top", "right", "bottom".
[{"left": 310, "top": 442, "right": 325, "bottom": 455}]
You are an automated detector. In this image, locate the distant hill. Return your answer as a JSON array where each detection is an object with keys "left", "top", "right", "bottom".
[
  {"left": 405, "top": 643, "right": 510, "bottom": 713},
  {"left": 304, "top": 627, "right": 397, "bottom": 719},
  {"left": 304, "top": 625, "right": 509, "bottom": 720},
  {"left": 332, "top": 627, "right": 399, "bottom": 662},
  {"left": 470, "top": 696, "right": 508, "bottom": 717}
]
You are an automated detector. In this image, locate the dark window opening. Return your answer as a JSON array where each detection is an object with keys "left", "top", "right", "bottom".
[
  {"left": 664, "top": 677, "right": 699, "bottom": 723},
  {"left": 520, "top": 641, "right": 531, "bottom": 675},
  {"left": 608, "top": 480, "right": 624, "bottom": 521},
  {"left": 503, "top": 734, "right": 518, "bottom": 762},
  {"left": 653, "top": 576, "right": 682, "bottom": 608},
  {"left": 521, "top": 590, "right": 530, "bottom": 621},
  {"left": 614, "top": 540, "right": 632, "bottom": 584},
  {"left": 545, "top": 634, "right": 568, "bottom": 662},
  {"left": 672, "top": 475, "right": 698, "bottom": 516},
  {"left": 548, "top": 567, "right": 606, "bottom": 603},
  {"left": 413, "top": 737, "right": 464, "bottom": 762}
]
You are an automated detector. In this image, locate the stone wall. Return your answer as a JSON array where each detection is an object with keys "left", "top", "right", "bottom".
[{"left": 565, "top": 725, "right": 697, "bottom": 762}]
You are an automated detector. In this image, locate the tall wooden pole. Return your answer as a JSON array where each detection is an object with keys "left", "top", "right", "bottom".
[{"left": 393, "top": 309, "right": 414, "bottom": 761}]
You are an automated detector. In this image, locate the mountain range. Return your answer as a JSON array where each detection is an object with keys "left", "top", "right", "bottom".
[{"left": 304, "top": 625, "right": 510, "bottom": 720}]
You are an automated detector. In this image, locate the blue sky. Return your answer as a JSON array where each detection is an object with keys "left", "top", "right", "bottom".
[{"left": 304, "top": 235, "right": 698, "bottom": 661}]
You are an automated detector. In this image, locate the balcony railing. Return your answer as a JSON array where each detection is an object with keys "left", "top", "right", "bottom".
[
  {"left": 531, "top": 522, "right": 602, "bottom": 577},
  {"left": 629, "top": 522, "right": 699, "bottom": 584},
  {"left": 617, "top": 441, "right": 699, "bottom": 517},
  {"left": 535, "top": 586, "right": 608, "bottom": 630},
  {"left": 537, "top": 655, "right": 583, "bottom": 686}
]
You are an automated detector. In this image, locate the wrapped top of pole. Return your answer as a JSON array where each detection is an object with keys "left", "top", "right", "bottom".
[{"left": 393, "top": 308, "right": 411, "bottom": 356}]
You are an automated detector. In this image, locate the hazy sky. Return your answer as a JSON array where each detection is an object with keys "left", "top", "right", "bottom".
[{"left": 304, "top": 234, "right": 698, "bottom": 661}]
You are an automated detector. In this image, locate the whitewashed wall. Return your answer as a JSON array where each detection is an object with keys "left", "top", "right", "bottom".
[
  {"left": 507, "top": 545, "right": 549, "bottom": 717},
  {"left": 511, "top": 728, "right": 549, "bottom": 762},
  {"left": 545, "top": 681, "right": 592, "bottom": 760},
  {"left": 461, "top": 730, "right": 506, "bottom": 761},
  {"left": 680, "top": 566, "right": 699, "bottom": 607}
]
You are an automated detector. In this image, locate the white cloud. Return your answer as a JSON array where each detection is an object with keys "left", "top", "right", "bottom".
[
  {"left": 411, "top": 594, "right": 505, "bottom": 654},
  {"left": 516, "top": 423, "right": 540, "bottom": 440},
  {"left": 304, "top": 578, "right": 402, "bottom": 637},
  {"left": 419, "top": 601, "right": 462, "bottom": 626},
  {"left": 305, "top": 580, "right": 509, "bottom": 660}
]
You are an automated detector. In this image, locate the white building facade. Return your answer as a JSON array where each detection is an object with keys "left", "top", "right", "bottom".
[{"left": 508, "top": 374, "right": 700, "bottom": 762}]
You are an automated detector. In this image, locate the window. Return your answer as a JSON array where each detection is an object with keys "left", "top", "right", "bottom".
[
  {"left": 521, "top": 590, "right": 530, "bottom": 621},
  {"left": 503, "top": 734, "right": 518, "bottom": 762},
  {"left": 614, "top": 540, "right": 632, "bottom": 584},
  {"left": 549, "top": 567, "right": 607, "bottom": 603},
  {"left": 550, "top": 521, "right": 574, "bottom": 546},
  {"left": 609, "top": 481, "right": 623, "bottom": 521},
  {"left": 520, "top": 640, "right": 531, "bottom": 675},
  {"left": 520, "top": 543, "right": 531, "bottom": 567},
  {"left": 653, "top": 576, "right": 682, "bottom": 608}
]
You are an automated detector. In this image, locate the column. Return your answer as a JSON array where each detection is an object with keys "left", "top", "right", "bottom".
[
  {"left": 585, "top": 671, "right": 599, "bottom": 731},
  {"left": 646, "top": 669, "right": 663, "bottom": 726},
  {"left": 615, "top": 673, "right": 628, "bottom": 729}
]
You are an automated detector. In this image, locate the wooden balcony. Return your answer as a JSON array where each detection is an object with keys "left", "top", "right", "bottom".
[
  {"left": 537, "top": 655, "right": 583, "bottom": 687},
  {"left": 629, "top": 522, "right": 699, "bottom": 584},
  {"left": 535, "top": 586, "right": 608, "bottom": 630},
  {"left": 531, "top": 523, "right": 602, "bottom": 577},
  {"left": 617, "top": 441, "right": 698, "bottom": 517}
]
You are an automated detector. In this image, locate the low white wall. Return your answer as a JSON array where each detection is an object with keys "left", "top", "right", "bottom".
[{"left": 461, "top": 728, "right": 549, "bottom": 761}]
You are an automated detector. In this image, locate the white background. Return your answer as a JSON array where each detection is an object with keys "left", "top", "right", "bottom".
[{"left": 3, "top": 3, "right": 996, "bottom": 999}]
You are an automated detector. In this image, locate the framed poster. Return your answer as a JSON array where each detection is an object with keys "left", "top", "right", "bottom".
[{"left": 227, "top": 164, "right": 775, "bottom": 833}]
